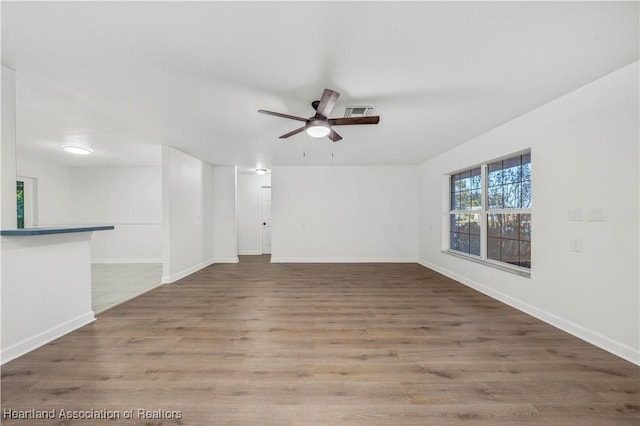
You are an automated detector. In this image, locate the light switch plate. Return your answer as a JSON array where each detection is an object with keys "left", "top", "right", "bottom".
[{"left": 568, "top": 208, "right": 584, "bottom": 221}]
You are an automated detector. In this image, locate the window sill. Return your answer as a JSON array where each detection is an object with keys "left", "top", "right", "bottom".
[{"left": 443, "top": 250, "right": 531, "bottom": 278}]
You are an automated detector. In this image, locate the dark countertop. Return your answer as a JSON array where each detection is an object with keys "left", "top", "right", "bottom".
[{"left": 0, "top": 225, "right": 115, "bottom": 236}]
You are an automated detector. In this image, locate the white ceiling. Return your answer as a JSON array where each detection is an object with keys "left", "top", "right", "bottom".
[{"left": 2, "top": 1, "right": 638, "bottom": 170}]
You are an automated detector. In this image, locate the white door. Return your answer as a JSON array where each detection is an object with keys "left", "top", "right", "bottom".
[{"left": 261, "top": 187, "right": 272, "bottom": 254}]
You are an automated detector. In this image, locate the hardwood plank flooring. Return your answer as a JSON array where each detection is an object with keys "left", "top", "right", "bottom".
[{"left": 2, "top": 256, "right": 638, "bottom": 425}]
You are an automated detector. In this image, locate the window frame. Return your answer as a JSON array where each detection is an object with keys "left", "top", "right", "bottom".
[{"left": 446, "top": 151, "right": 531, "bottom": 278}]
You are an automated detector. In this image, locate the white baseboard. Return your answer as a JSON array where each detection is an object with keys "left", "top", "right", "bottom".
[
  {"left": 238, "top": 250, "right": 263, "bottom": 255},
  {"left": 161, "top": 258, "right": 215, "bottom": 284},
  {"left": 417, "top": 259, "right": 640, "bottom": 366},
  {"left": 271, "top": 257, "right": 417, "bottom": 263},
  {"left": 92, "top": 258, "right": 162, "bottom": 264},
  {"left": 213, "top": 257, "right": 239, "bottom": 263},
  {"left": 1, "top": 311, "right": 95, "bottom": 365}
]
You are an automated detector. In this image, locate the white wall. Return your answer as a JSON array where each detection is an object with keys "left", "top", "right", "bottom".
[
  {"left": 1, "top": 67, "right": 94, "bottom": 365},
  {"left": 162, "top": 146, "right": 214, "bottom": 283},
  {"left": 212, "top": 166, "right": 238, "bottom": 263},
  {"left": 16, "top": 157, "right": 71, "bottom": 226},
  {"left": 14, "top": 161, "right": 163, "bottom": 263},
  {"left": 237, "top": 172, "right": 271, "bottom": 255},
  {"left": 272, "top": 165, "right": 418, "bottom": 262},
  {"left": 70, "top": 167, "right": 162, "bottom": 263},
  {"left": 1, "top": 66, "right": 17, "bottom": 230},
  {"left": 1, "top": 233, "right": 95, "bottom": 364},
  {"left": 418, "top": 61, "right": 639, "bottom": 364}
]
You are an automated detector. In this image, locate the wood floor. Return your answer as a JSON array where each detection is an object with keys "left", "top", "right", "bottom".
[{"left": 2, "top": 256, "right": 638, "bottom": 425}]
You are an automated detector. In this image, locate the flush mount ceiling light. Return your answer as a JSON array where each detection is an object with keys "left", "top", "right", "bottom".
[
  {"left": 255, "top": 168, "right": 268, "bottom": 175},
  {"left": 61, "top": 145, "right": 93, "bottom": 155},
  {"left": 305, "top": 119, "right": 331, "bottom": 138}
]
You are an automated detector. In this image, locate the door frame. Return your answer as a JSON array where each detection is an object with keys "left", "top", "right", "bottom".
[{"left": 261, "top": 186, "right": 272, "bottom": 254}]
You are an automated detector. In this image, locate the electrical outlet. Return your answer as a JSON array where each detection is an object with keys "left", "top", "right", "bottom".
[{"left": 570, "top": 239, "right": 582, "bottom": 252}]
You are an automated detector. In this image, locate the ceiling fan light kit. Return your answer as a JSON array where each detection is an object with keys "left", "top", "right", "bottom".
[
  {"left": 258, "top": 88, "right": 380, "bottom": 142},
  {"left": 305, "top": 119, "right": 331, "bottom": 138}
]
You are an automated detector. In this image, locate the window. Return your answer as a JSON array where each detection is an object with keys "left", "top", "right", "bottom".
[
  {"left": 450, "top": 168, "right": 481, "bottom": 256},
  {"left": 16, "top": 180, "right": 24, "bottom": 229},
  {"left": 448, "top": 152, "right": 531, "bottom": 273}
]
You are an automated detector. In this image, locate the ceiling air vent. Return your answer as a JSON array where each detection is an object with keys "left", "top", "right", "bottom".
[{"left": 343, "top": 106, "right": 376, "bottom": 118}]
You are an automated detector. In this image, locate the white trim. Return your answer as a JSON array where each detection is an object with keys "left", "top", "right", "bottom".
[
  {"left": 92, "top": 258, "right": 162, "bottom": 264},
  {"left": 417, "top": 259, "right": 639, "bottom": 366},
  {"left": 1, "top": 312, "right": 95, "bottom": 365},
  {"left": 161, "top": 258, "right": 214, "bottom": 284},
  {"left": 213, "top": 257, "right": 239, "bottom": 264},
  {"left": 238, "top": 250, "right": 263, "bottom": 255},
  {"left": 443, "top": 250, "right": 531, "bottom": 278},
  {"left": 271, "top": 257, "right": 417, "bottom": 263}
]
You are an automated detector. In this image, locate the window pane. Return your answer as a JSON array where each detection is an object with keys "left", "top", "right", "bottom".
[
  {"left": 454, "top": 192, "right": 461, "bottom": 211},
  {"left": 503, "top": 183, "right": 521, "bottom": 208},
  {"left": 487, "top": 213, "right": 531, "bottom": 270},
  {"left": 519, "top": 214, "right": 531, "bottom": 241},
  {"left": 521, "top": 180, "right": 531, "bottom": 208},
  {"left": 487, "top": 214, "right": 501, "bottom": 238},
  {"left": 458, "top": 214, "right": 470, "bottom": 233},
  {"left": 470, "top": 168, "right": 482, "bottom": 189},
  {"left": 487, "top": 161, "right": 503, "bottom": 186},
  {"left": 519, "top": 241, "right": 531, "bottom": 268},
  {"left": 469, "top": 214, "right": 481, "bottom": 235},
  {"left": 17, "top": 181, "right": 24, "bottom": 229},
  {"left": 453, "top": 173, "right": 463, "bottom": 191},
  {"left": 451, "top": 168, "right": 483, "bottom": 212},
  {"left": 488, "top": 237, "right": 501, "bottom": 261},
  {"left": 487, "top": 154, "right": 531, "bottom": 211},
  {"left": 501, "top": 239, "right": 519, "bottom": 265},
  {"left": 470, "top": 235, "right": 481, "bottom": 256},
  {"left": 458, "top": 170, "right": 471, "bottom": 191},
  {"left": 522, "top": 161, "right": 531, "bottom": 182},
  {"left": 488, "top": 186, "right": 503, "bottom": 209},
  {"left": 502, "top": 157, "right": 522, "bottom": 184},
  {"left": 502, "top": 214, "right": 519, "bottom": 240},
  {"left": 470, "top": 189, "right": 482, "bottom": 209},
  {"left": 458, "top": 234, "right": 470, "bottom": 253},
  {"left": 450, "top": 232, "right": 459, "bottom": 251},
  {"left": 459, "top": 190, "right": 470, "bottom": 210},
  {"left": 450, "top": 179, "right": 456, "bottom": 210}
]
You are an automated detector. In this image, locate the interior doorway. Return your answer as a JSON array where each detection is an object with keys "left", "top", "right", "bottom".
[{"left": 261, "top": 186, "right": 272, "bottom": 254}]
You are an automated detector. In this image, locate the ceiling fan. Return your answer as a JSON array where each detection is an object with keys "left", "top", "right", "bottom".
[{"left": 258, "top": 88, "right": 380, "bottom": 142}]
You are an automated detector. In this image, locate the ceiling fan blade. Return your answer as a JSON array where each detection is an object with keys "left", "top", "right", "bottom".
[
  {"left": 314, "top": 89, "right": 340, "bottom": 118},
  {"left": 279, "top": 126, "right": 306, "bottom": 139},
  {"left": 327, "top": 129, "right": 342, "bottom": 142},
  {"left": 258, "top": 110, "right": 308, "bottom": 123},
  {"left": 329, "top": 116, "right": 380, "bottom": 126}
]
